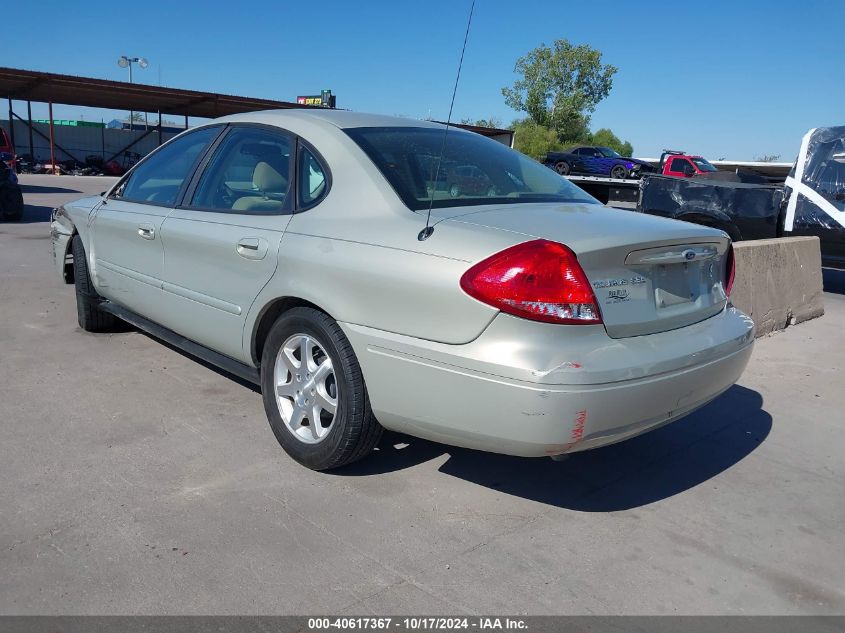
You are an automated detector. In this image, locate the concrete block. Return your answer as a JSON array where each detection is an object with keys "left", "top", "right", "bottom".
[{"left": 730, "top": 236, "right": 824, "bottom": 337}]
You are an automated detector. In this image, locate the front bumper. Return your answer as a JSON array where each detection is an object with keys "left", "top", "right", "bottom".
[
  {"left": 50, "top": 222, "right": 73, "bottom": 282},
  {"left": 341, "top": 307, "right": 754, "bottom": 457}
]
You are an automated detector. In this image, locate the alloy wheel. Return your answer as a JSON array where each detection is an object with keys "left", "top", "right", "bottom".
[{"left": 274, "top": 333, "right": 339, "bottom": 444}]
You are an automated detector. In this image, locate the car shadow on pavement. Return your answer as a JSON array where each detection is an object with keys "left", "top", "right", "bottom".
[
  {"left": 6, "top": 204, "right": 55, "bottom": 224},
  {"left": 337, "top": 384, "right": 772, "bottom": 512},
  {"left": 129, "top": 328, "right": 262, "bottom": 394},
  {"left": 18, "top": 183, "right": 82, "bottom": 195}
]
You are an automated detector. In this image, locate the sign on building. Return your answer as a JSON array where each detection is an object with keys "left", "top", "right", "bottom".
[{"left": 296, "top": 90, "right": 336, "bottom": 108}]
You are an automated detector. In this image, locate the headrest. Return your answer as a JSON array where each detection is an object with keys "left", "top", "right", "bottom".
[{"left": 253, "top": 161, "right": 287, "bottom": 192}]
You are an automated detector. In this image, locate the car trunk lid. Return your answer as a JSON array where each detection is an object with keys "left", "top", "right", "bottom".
[{"left": 444, "top": 202, "right": 731, "bottom": 338}]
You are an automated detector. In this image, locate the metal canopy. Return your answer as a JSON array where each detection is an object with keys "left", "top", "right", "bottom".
[
  {"left": 0, "top": 66, "right": 311, "bottom": 118},
  {"left": 1, "top": 66, "right": 514, "bottom": 166},
  {"left": 0, "top": 68, "right": 515, "bottom": 143},
  {"left": 439, "top": 120, "right": 514, "bottom": 139}
]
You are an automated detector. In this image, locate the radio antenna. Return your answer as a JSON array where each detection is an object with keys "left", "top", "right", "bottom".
[{"left": 418, "top": 0, "right": 476, "bottom": 241}]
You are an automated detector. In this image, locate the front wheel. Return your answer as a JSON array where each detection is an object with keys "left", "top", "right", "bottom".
[
  {"left": 71, "top": 235, "right": 116, "bottom": 332},
  {"left": 611, "top": 165, "right": 629, "bottom": 179},
  {"left": 555, "top": 161, "right": 570, "bottom": 176},
  {"left": 261, "top": 307, "right": 382, "bottom": 470}
]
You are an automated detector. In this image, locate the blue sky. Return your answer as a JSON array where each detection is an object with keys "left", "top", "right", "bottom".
[{"left": 5, "top": 0, "right": 843, "bottom": 160}]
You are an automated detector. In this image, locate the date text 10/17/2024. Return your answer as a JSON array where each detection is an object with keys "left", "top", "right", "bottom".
[{"left": 307, "top": 617, "right": 529, "bottom": 630}]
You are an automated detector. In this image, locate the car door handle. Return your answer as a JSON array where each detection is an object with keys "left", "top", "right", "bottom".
[
  {"left": 236, "top": 237, "right": 268, "bottom": 260},
  {"left": 138, "top": 224, "right": 155, "bottom": 240}
]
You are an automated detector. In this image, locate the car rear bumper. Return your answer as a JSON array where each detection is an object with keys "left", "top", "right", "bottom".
[{"left": 341, "top": 307, "right": 754, "bottom": 457}]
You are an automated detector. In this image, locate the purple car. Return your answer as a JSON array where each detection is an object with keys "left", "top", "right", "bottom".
[{"left": 544, "top": 146, "right": 655, "bottom": 179}]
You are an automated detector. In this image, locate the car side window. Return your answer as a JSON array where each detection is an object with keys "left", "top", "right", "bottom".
[
  {"left": 115, "top": 126, "right": 219, "bottom": 205},
  {"left": 815, "top": 159, "right": 845, "bottom": 210},
  {"left": 298, "top": 145, "right": 328, "bottom": 208},
  {"left": 670, "top": 157, "right": 690, "bottom": 173},
  {"left": 191, "top": 127, "right": 293, "bottom": 214}
]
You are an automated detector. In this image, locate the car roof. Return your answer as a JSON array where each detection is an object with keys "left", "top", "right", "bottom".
[{"left": 215, "top": 109, "right": 447, "bottom": 131}]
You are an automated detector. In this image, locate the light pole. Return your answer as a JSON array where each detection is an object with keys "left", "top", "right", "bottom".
[{"left": 118, "top": 56, "right": 148, "bottom": 131}]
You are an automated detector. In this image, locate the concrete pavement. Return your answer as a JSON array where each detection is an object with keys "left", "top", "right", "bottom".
[{"left": 1, "top": 174, "right": 844, "bottom": 615}]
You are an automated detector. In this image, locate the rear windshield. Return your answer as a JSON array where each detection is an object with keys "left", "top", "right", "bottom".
[{"left": 345, "top": 126, "right": 599, "bottom": 211}]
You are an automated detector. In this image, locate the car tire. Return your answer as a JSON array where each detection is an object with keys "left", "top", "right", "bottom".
[
  {"left": 555, "top": 161, "right": 570, "bottom": 176},
  {"left": 611, "top": 165, "right": 629, "bottom": 179},
  {"left": 71, "top": 235, "right": 116, "bottom": 332},
  {"left": 261, "top": 307, "right": 383, "bottom": 471},
  {"left": 449, "top": 183, "right": 460, "bottom": 197}
]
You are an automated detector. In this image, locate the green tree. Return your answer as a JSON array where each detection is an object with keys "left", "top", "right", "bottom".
[
  {"left": 502, "top": 39, "right": 617, "bottom": 143},
  {"left": 590, "top": 128, "right": 634, "bottom": 157},
  {"left": 460, "top": 117, "right": 503, "bottom": 129},
  {"left": 511, "top": 119, "right": 565, "bottom": 160}
]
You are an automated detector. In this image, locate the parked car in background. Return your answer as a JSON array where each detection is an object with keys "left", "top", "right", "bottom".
[
  {"left": 638, "top": 174, "right": 784, "bottom": 242},
  {"left": 447, "top": 163, "right": 497, "bottom": 197},
  {"left": 545, "top": 146, "right": 655, "bottom": 179},
  {"left": 51, "top": 110, "right": 753, "bottom": 470},
  {"left": 0, "top": 154, "right": 23, "bottom": 221}
]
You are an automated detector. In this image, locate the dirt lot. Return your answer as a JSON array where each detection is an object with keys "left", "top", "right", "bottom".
[{"left": 1, "top": 174, "right": 844, "bottom": 614}]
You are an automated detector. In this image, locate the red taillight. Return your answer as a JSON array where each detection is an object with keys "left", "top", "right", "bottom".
[
  {"left": 460, "top": 239, "right": 602, "bottom": 325},
  {"left": 725, "top": 244, "right": 736, "bottom": 297}
]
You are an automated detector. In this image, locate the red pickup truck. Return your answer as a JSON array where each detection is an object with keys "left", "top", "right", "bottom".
[{"left": 658, "top": 150, "right": 719, "bottom": 178}]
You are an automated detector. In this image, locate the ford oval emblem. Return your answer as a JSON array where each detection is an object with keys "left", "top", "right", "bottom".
[{"left": 684, "top": 250, "right": 696, "bottom": 261}]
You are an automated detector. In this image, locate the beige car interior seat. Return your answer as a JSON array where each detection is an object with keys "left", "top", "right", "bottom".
[{"left": 232, "top": 161, "right": 288, "bottom": 212}]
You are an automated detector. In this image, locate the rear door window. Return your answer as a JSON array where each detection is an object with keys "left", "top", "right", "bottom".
[{"left": 190, "top": 126, "right": 293, "bottom": 214}]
